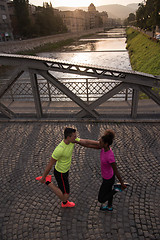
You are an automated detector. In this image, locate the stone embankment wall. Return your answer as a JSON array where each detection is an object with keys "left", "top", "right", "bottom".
[{"left": 0, "top": 28, "right": 103, "bottom": 54}]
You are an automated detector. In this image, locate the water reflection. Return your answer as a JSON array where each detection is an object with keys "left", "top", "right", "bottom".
[
  {"left": 79, "top": 38, "right": 127, "bottom": 51},
  {"left": 38, "top": 51, "right": 131, "bottom": 72},
  {"left": 38, "top": 28, "right": 131, "bottom": 71}
]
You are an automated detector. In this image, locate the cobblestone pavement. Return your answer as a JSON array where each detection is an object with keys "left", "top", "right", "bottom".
[{"left": 0, "top": 122, "right": 160, "bottom": 240}]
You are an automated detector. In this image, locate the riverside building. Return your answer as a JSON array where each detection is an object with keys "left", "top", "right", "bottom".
[{"left": 0, "top": 0, "right": 13, "bottom": 41}]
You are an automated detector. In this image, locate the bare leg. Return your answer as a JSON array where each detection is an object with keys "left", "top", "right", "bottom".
[{"left": 47, "top": 182, "right": 69, "bottom": 202}]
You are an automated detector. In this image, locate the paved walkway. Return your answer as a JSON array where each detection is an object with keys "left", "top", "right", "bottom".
[
  {"left": 1, "top": 99, "right": 160, "bottom": 120},
  {"left": 0, "top": 121, "right": 160, "bottom": 240}
]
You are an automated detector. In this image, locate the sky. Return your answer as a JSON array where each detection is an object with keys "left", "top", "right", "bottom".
[{"left": 29, "top": 0, "right": 142, "bottom": 7}]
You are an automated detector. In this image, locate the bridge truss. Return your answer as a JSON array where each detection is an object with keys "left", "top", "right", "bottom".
[{"left": 0, "top": 54, "right": 160, "bottom": 119}]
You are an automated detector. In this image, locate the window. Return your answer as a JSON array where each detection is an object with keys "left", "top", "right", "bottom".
[{"left": 0, "top": 5, "right": 5, "bottom": 10}]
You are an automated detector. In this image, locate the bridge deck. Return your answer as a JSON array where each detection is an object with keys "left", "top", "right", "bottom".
[
  {"left": 0, "top": 121, "right": 160, "bottom": 239},
  {"left": 1, "top": 99, "right": 160, "bottom": 120}
]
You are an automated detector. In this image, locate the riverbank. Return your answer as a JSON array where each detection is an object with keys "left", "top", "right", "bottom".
[
  {"left": 0, "top": 28, "right": 103, "bottom": 54},
  {"left": 126, "top": 27, "right": 160, "bottom": 76}
]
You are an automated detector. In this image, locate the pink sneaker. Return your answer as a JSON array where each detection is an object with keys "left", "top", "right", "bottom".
[
  {"left": 35, "top": 175, "right": 52, "bottom": 183},
  {"left": 36, "top": 176, "right": 42, "bottom": 181},
  {"left": 45, "top": 175, "right": 52, "bottom": 182},
  {"left": 61, "top": 201, "right": 75, "bottom": 208}
]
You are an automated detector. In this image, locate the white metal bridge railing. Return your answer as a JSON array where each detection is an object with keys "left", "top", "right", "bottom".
[{"left": 0, "top": 54, "right": 160, "bottom": 119}]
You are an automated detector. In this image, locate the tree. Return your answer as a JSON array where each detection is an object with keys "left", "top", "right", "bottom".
[
  {"left": 13, "top": 0, "right": 31, "bottom": 37},
  {"left": 34, "top": 2, "right": 67, "bottom": 36},
  {"left": 124, "top": 13, "right": 136, "bottom": 26},
  {"left": 136, "top": 0, "right": 160, "bottom": 32},
  {"left": 128, "top": 13, "right": 136, "bottom": 23},
  {"left": 136, "top": 2, "right": 146, "bottom": 29}
]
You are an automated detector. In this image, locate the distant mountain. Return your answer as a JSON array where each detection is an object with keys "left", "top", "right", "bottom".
[
  {"left": 56, "top": 3, "right": 139, "bottom": 20},
  {"left": 56, "top": 6, "right": 88, "bottom": 11},
  {"left": 126, "top": 3, "right": 139, "bottom": 11},
  {"left": 96, "top": 4, "right": 138, "bottom": 19}
]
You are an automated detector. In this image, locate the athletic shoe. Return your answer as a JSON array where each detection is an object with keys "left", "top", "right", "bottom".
[
  {"left": 114, "top": 183, "right": 122, "bottom": 192},
  {"left": 36, "top": 176, "right": 42, "bottom": 181},
  {"left": 35, "top": 175, "right": 52, "bottom": 183},
  {"left": 61, "top": 201, "right": 75, "bottom": 208},
  {"left": 114, "top": 182, "right": 130, "bottom": 187},
  {"left": 114, "top": 182, "right": 130, "bottom": 192},
  {"left": 100, "top": 205, "right": 113, "bottom": 211},
  {"left": 114, "top": 186, "right": 122, "bottom": 192},
  {"left": 45, "top": 175, "right": 52, "bottom": 182}
]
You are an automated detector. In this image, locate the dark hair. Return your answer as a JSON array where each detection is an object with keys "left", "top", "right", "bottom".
[
  {"left": 64, "top": 127, "right": 76, "bottom": 139},
  {"left": 101, "top": 129, "right": 115, "bottom": 146}
]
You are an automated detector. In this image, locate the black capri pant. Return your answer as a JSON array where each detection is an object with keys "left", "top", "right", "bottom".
[{"left": 98, "top": 175, "right": 116, "bottom": 206}]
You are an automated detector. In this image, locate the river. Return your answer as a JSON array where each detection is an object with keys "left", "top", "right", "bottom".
[
  {"left": 37, "top": 28, "right": 132, "bottom": 101},
  {"left": 38, "top": 28, "right": 132, "bottom": 75}
]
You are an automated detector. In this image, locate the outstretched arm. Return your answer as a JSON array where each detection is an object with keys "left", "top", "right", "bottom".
[
  {"left": 40, "top": 157, "right": 57, "bottom": 183},
  {"left": 75, "top": 139, "right": 101, "bottom": 149},
  {"left": 111, "top": 162, "right": 127, "bottom": 190}
]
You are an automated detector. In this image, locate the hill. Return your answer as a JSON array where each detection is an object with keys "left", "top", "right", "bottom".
[
  {"left": 56, "top": 6, "right": 87, "bottom": 11},
  {"left": 96, "top": 4, "right": 138, "bottom": 19},
  {"left": 56, "top": 3, "right": 139, "bottom": 19},
  {"left": 126, "top": 3, "right": 139, "bottom": 11}
]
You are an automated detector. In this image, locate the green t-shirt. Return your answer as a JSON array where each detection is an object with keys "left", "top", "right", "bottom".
[{"left": 52, "top": 138, "right": 80, "bottom": 173}]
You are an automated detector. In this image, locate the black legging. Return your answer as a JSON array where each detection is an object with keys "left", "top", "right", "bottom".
[{"left": 98, "top": 175, "right": 116, "bottom": 206}]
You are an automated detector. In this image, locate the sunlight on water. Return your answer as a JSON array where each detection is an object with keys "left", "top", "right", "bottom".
[
  {"left": 79, "top": 38, "right": 126, "bottom": 51},
  {"left": 38, "top": 28, "right": 131, "bottom": 71},
  {"left": 38, "top": 51, "right": 131, "bottom": 71}
]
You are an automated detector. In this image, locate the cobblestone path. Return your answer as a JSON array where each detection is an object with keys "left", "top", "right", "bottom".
[{"left": 0, "top": 122, "right": 160, "bottom": 240}]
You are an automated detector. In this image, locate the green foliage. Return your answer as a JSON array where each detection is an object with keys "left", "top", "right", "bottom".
[
  {"left": 13, "top": 1, "right": 67, "bottom": 38},
  {"left": 33, "top": 3, "right": 67, "bottom": 37},
  {"left": 126, "top": 28, "right": 139, "bottom": 41},
  {"left": 13, "top": 0, "right": 31, "bottom": 37},
  {"left": 126, "top": 27, "right": 160, "bottom": 99},
  {"left": 136, "top": 3, "right": 146, "bottom": 29},
  {"left": 126, "top": 28, "right": 160, "bottom": 75},
  {"left": 136, "top": 0, "right": 160, "bottom": 30},
  {"left": 124, "top": 13, "right": 136, "bottom": 26}
]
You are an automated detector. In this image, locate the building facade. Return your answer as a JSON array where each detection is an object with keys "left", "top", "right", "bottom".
[
  {"left": 60, "top": 9, "right": 87, "bottom": 33},
  {"left": 0, "top": 0, "right": 13, "bottom": 41},
  {"left": 100, "top": 11, "right": 109, "bottom": 28},
  {"left": 88, "top": 3, "right": 98, "bottom": 29},
  {"left": 2, "top": 2, "right": 110, "bottom": 39},
  {"left": 60, "top": 3, "right": 108, "bottom": 33}
]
